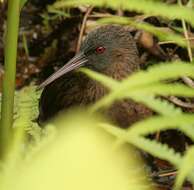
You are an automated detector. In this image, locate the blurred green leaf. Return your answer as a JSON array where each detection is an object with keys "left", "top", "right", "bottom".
[
  {"left": 1, "top": 111, "right": 154, "bottom": 190},
  {"left": 53, "top": 0, "right": 194, "bottom": 26},
  {"left": 20, "top": 0, "right": 28, "bottom": 9},
  {"left": 174, "top": 146, "right": 194, "bottom": 190}
]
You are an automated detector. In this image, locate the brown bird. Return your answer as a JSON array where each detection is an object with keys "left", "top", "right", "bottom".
[{"left": 38, "top": 25, "right": 152, "bottom": 127}]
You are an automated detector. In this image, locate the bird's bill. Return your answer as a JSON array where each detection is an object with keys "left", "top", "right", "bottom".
[{"left": 38, "top": 52, "right": 88, "bottom": 89}]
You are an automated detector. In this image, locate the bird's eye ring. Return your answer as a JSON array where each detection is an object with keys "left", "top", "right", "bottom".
[{"left": 95, "top": 46, "right": 106, "bottom": 54}]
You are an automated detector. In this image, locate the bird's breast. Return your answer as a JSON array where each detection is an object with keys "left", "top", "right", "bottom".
[{"left": 81, "top": 80, "right": 108, "bottom": 104}]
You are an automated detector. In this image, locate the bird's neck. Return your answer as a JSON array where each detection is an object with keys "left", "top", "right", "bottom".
[
  {"left": 103, "top": 55, "right": 140, "bottom": 80},
  {"left": 83, "top": 57, "right": 140, "bottom": 102}
]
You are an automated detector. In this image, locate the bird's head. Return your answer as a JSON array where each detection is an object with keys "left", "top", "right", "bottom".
[{"left": 39, "top": 25, "right": 139, "bottom": 89}]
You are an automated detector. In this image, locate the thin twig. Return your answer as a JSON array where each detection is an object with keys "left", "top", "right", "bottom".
[
  {"left": 117, "top": 6, "right": 123, "bottom": 17},
  {"left": 155, "top": 132, "right": 161, "bottom": 141},
  {"left": 151, "top": 169, "right": 177, "bottom": 177},
  {"left": 181, "top": 76, "right": 194, "bottom": 88},
  {"left": 168, "top": 96, "right": 194, "bottom": 108},
  {"left": 178, "top": 0, "right": 193, "bottom": 62},
  {"left": 76, "top": 6, "right": 93, "bottom": 53},
  {"left": 158, "top": 170, "right": 177, "bottom": 177},
  {"left": 88, "top": 13, "right": 113, "bottom": 18}
]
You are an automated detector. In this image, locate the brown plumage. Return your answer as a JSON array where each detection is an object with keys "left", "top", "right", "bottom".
[{"left": 38, "top": 25, "right": 152, "bottom": 127}]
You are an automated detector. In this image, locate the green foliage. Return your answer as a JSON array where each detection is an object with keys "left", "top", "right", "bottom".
[
  {"left": 98, "top": 17, "right": 188, "bottom": 47},
  {"left": 80, "top": 62, "right": 194, "bottom": 186},
  {"left": 4, "top": 62, "right": 194, "bottom": 189},
  {"left": 100, "top": 123, "right": 194, "bottom": 184},
  {"left": 2, "top": 0, "right": 194, "bottom": 189},
  {"left": 174, "top": 146, "right": 194, "bottom": 189},
  {"left": 0, "top": 110, "right": 154, "bottom": 190},
  {"left": 13, "top": 86, "right": 41, "bottom": 141},
  {"left": 81, "top": 62, "right": 194, "bottom": 110},
  {"left": 130, "top": 96, "right": 182, "bottom": 116},
  {"left": 0, "top": 0, "right": 21, "bottom": 159},
  {"left": 20, "top": 0, "right": 28, "bottom": 9},
  {"left": 52, "top": 0, "right": 194, "bottom": 47},
  {"left": 53, "top": 0, "right": 194, "bottom": 26}
]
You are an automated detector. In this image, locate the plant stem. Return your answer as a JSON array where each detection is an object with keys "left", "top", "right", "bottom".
[{"left": 0, "top": 0, "right": 20, "bottom": 159}]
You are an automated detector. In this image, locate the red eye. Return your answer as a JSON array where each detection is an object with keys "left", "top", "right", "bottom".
[{"left": 95, "top": 46, "right": 106, "bottom": 54}]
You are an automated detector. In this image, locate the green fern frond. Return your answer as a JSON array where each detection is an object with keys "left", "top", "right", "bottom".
[
  {"left": 53, "top": 0, "right": 194, "bottom": 26},
  {"left": 8, "top": 86, "right": 42, "bottom": 144},
  {"left": 99, "top": 113, "right": 194, "bottom": 142},
  {"left": 0, "top": 86, "right": 40, "bottom": 146},
  {"left": 83, "top": 62, "right": 194, "bottom": 90},
  {"left": 93, "top": 84, "right": 194, "bottom": 111},
  {"left": 124, "top": 83, "right": 194, "bottom": 97},
  {"left": 100, "top": 123, "right": 182, "bottom": 167},
  {"left": 81, "top": 63, "right": 194, "bottom": 110},
  {"left": 131, "top": 96, "right": 182, "bottom": 116},
  {"left": 82, "top": 62, "right": 194, "bottom": 91},
  {"left": 178, "top": 125, "right": 194, "bottom": 142},
  {"left": 13, "top": 86, "right": 40, "bottom": 130},
  {"left": 127, "top": 114, "right": 194, "bottom": 136},
  {"left": 79, "top": 68, "right": 119, "bottom": 90},
  {"left": 129, "top": 136, "right": 182, "bottom": 168},
  {"left": 0, "top": 86, "right": 41, "bottom": 172},
  {"left": 98, "top": 17, "right": 188, "bottom": 47},
  {"left": 174, "top": 146, "right": 194, "bottom": 189},
  {"left": 71, "top": 62, "right": 194, "bottom": 187},
  {"left": 114, "top": 62, "right": 194, "bottom": 91},
  {"left": 101, "top": 122, "right": 194, "bottom": 182}
]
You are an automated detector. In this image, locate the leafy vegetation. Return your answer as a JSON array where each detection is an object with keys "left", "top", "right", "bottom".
[
  {"left": 0, "top": 0, "right": 20, "bottom": 159},
  {"left": 1, "top": 0, "right": 194, "bottom": 190}
]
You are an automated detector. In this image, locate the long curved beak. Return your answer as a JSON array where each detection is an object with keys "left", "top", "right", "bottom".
[{"left": 38, "top": 52, "right": 88, "bottom": 89}]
